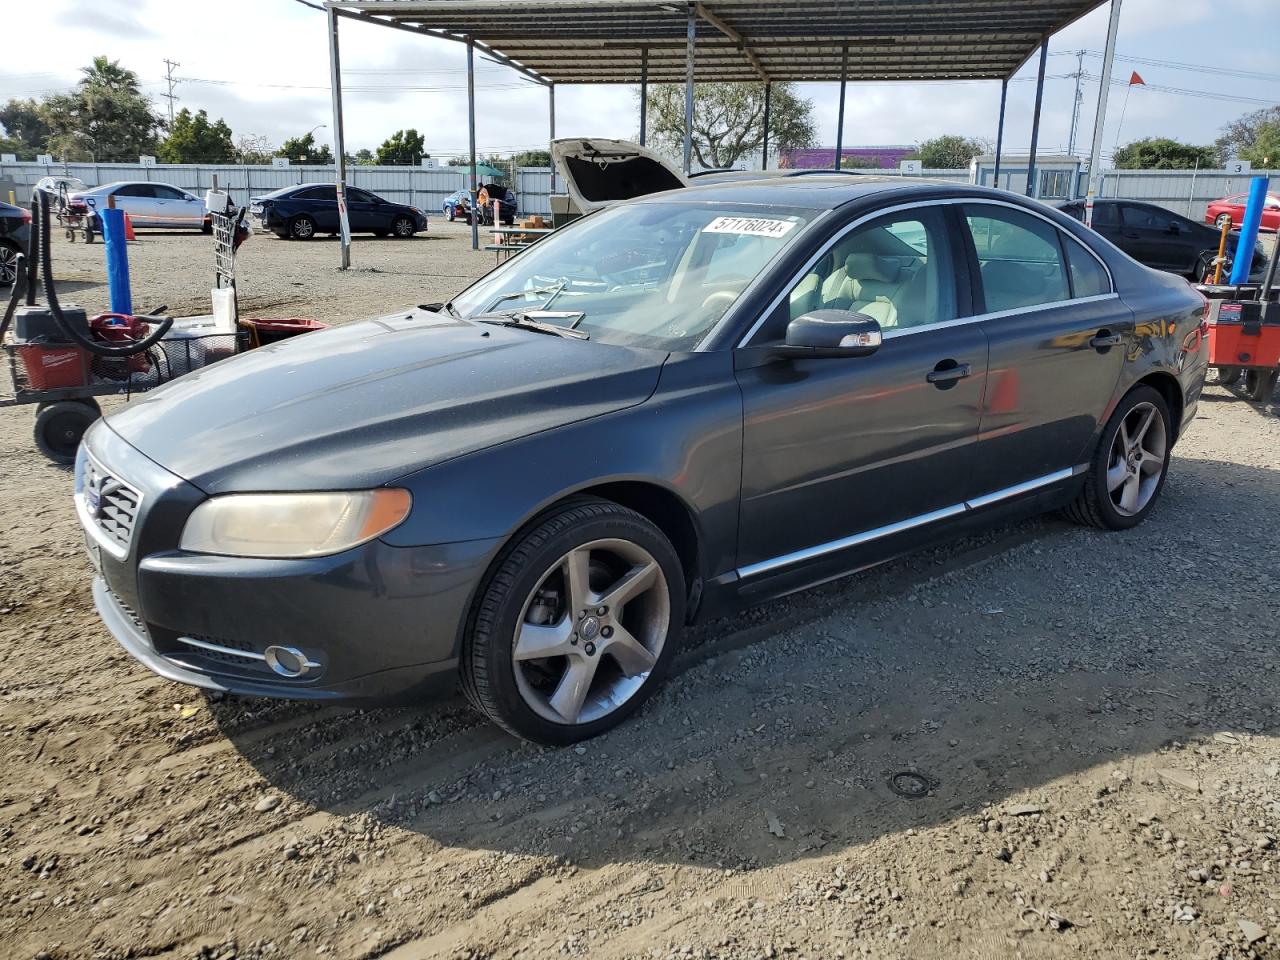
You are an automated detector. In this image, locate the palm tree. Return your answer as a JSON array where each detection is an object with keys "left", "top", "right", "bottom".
[{"left": 79, "top": 56, "right": 140, "bottom": 94}]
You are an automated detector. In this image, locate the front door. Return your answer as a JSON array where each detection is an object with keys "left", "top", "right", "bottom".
[
  {"left": 346, "top": 188, "right": 379, "bottom": 232},
  {"left": 734, "top": 205, "right": 988, "bottom": 581},
  {"left": 961, "top": 202, "right": 1130, "bottom": 494},
  {"left": 111, "top": 184, "right": 158, "bottom": 225}
]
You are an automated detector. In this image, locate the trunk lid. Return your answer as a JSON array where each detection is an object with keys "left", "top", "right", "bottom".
[{"left": 550, "top": 138, "right": 689, "bottom": 214}]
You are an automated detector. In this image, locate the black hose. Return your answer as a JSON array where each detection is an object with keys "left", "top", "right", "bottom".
[
  {"left": 25, "top": 192, "right": 40, "bottom": 306},
  {"left": 35, "top": 189, "right": 173, "bottom": 357}
]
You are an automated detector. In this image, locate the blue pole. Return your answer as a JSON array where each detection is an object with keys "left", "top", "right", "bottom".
[
  {"left": 100, "top": 207, "right": 133, "bottom": 315},
  {"left": 1228, "top": 175, "right": 1268, "bottom": 285}
]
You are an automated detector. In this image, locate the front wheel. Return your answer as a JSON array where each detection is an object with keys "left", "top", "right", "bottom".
[
  {"left": 391, "top": 215, "right": 415, "bottom": 238},
  {"left": 1063, "top": 385, "right": 1172, "bottom": 531},
  {"left": 461, "top": 498, "right": 685, "bottom": 744},
  {"left": 0, "top": 242, "right": 17, "bottom": 286},
  {"left": 34, "top": 400, "right": 101, "bottom": 464}
]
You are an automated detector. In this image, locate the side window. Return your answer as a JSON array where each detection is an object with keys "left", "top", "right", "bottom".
[
  {"left": 1088, "top": 203, "right": 1118, "bottom": 227},
  {"left": 1122, "top": 205, "right": 1172, "bottom": 230},
  {"left": 1059, "top": 203, "right": 1084, "bottom": 223},
  {"left": 152, "top": 185, "right": 185, "bottom": 200},
  {"left": 116, "top": 184, "right": 154, "bottom": 198},
  {"left": 347, "top": 188, "right": 375, "bottom": 203},
  {"left": 300, "top": 186, "right": 336, "bottom": 201},
  {"left": 963, "top": 205, "right": 1070, "bottom": 313},
  {"left": 780, "top": 208, "right": 954, "bottom": 335},
  {"left": 1062, "top": 237, "right": 1111, "bottom": 298}
]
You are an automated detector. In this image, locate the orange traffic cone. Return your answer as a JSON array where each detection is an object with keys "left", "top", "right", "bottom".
[{"left": 123, "top": 213, "right": 137, "bottom": 241}]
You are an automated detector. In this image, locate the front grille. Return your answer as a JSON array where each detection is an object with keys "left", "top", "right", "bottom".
[{"left": 83, "top": 455, "right": 142, "bottom": 554}]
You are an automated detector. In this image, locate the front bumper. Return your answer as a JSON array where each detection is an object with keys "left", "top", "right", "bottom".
[{"left": 80, "top": 423, "right": 502, "bottom": 704}]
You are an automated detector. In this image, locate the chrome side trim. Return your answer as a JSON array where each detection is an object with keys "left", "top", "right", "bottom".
[
  {"left": 736, "top": 196, "right": 1117, "bottom": 348},
  {"left": 880, "top": 293, "right": 1121, "bottom": 341},
  {"left": 174, "top": 635, "right": 267, "bottom": 661},
  {"left": 965, "top": 467, "right": 1075, "bottom": 509},
  {"left": 737, "top": 466, "right": 1082, "bottom": 580}
]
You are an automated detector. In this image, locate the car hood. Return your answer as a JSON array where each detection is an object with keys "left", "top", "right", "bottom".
[
  {"left": 104, "top": 309, "right": 668, "bottom": 494},
  {"left": 551, "top": 137, "right": 689, "bottom": 214}
]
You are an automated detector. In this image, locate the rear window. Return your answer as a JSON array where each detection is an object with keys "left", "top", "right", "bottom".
[{"left": 564, "top": 155, "right": 685, "bottom": 203}]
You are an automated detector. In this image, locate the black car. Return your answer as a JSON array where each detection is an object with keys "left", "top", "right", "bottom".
[
  {"left": 1056, "top": 198, "right": 1265, "bottom": 281},
  {"left": 250, "top": 184, "right": 427, "bottom": 240},
  {"left": 78, "top": 176, "right": 1208, "bottom": 744},
  {"left": 0, "top": 200, "right": 32, "bottom": 287}
]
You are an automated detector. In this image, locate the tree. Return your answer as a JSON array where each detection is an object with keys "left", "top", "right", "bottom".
[
  {"left": 641, "top": 81, "right": 816, "bottom": 169},
  {"left": 511, "top": 149, "right": 551, "bottom": 167},
  {"left": 1216, "top": 106, "right": 1280, "bottom": 164},
  {"left": 352, "top": 148, "right": 377, "bottom": 165},
  {"left": 907, "top": 135, "right": 988, "bottom": 169},
  {"left": 41, "top": 56, "right": 162, "bottom": 161},
  {"left": 0, "top": 98, "right": 51, "bottom": 157},
  {"left": 376, "top": 128, "right": 426, "bottom": 165},
  {"left": 277, "top": 132, "right": 332, "bottom": 165},
  {"left": 1239, "top": 123, "right": 1280, "bottom": 168},
  {"left": 235, "top": 133, "right": 275, "bottom": 164},
  {"left": 157, "top": 108, "right": 236, "bottom": 163},
  {"left": 1113, "top": 137, "right": 1216, "bottom": 170}
]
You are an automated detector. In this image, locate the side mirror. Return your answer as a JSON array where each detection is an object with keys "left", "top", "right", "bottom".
[{"left": 771, "top": 310, "right": 883, "bottom": 359}]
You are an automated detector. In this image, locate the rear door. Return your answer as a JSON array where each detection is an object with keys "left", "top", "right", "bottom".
[
  {"left": 111, "top": 184, "right": 158, "bottom": 224},
  {"left": 1119, "top": 203, "right": 1188, "bottom": 271},
  {"left": 299, "top": 185, "right": 339, "bottom": 232},
  {"left": 962, "top": 202, "right": 1130, "bottom": 493}
]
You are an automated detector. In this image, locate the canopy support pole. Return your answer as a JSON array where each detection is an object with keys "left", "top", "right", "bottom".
[
  {"left": 761, "top": 81, "right": 772, "bottom": 170},
  {"left": 1086, "top": 0, "right": 1123, "bottom": 226},
  {"left": 993, "top": 78, "right": 1007, "bottom": 188},
  {"left": 327, "top": 7, "right": 349, "bottom": 270},
  {"left": 1025, "top": 41, "right": 1048, "bottom": 198},
  {"left": 683, "top": 4, "right": 696, "bottom": 174},
  {"left": 639, "top": 47, "right": 649, "bottom": 146},
  {"left": 548, "top": 81, "right": 556, "bottom": 195},
  {"left": 467, "top": 36, "right": 479, "bottom": 251},
  {"left": 834, "top": 44, "right": 848, "bottom": 171}
]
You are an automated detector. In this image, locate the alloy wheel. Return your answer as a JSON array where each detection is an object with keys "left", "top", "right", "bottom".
[
  {"left": 0, "top": 245, "right": 16, "bottom": 286},
  {"left": 393, "top": 217, "right": 414, "bottom": 237},
  {"left": 512, "top": 538, "right": 670, "bottom": 726},
  {"left": 1106, "top": 400, "right": 1167, "bottom": 517},
  {"left": 292, "top": 218, "right": 314, "bottom": 239}
]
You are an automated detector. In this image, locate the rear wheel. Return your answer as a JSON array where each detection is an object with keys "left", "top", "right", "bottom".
[
  {"left": 1063, "top": 385, "right": 1171, "bottom": 531},
  {"left": 391, "top": 215, "right": 415, "bottom": 238},
  {"left": 462, "top": 498, "right": 685, "bottom": 744},
  {"left": 288, "top": 215, "right": 316, "bottom": 240},
  {"left": 0, "top": 241, "right": 18, "bottom": 286},
  {"left": 1245, "top": 369, "right": 1278, "bottom": 402},
  {"left": 34, "top": 400, "right": 100, "bottom": 464}
]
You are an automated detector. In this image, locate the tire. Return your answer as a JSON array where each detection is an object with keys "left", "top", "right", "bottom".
[
  {"left": 1216, "top": 365, "right": 1243, "bottom": 386},
  {"left": 288, "top": 215, "right": 316, "bottom": 240},
  {"left": 461, "top": 498, "right": 685, "bottom": 745},
  {"left": 446, "top": 208, "right": 456, "bottom": 222},
  {"left": 34, "top": 401, "right": 100, "bottom": 464},
  {"left": 201, "top": 219, "right": 213, "bottom": 234},
  {"left": 36, "top": 397, "right": 100, "bottom": 416},
  {"left": 1245, "top": 369, "right": 1278, "bottom": 402},
  {"left": 0, "top": 241, "right": 18, "bottom": 287},
  {"left": 1215, "top": 213, "right": 1232, "bottom": 230},
  {"left": 1063, "top": 385, "right": 1172, "bottom": 531},
  {"left": 391, "top": 215, "right": 415, "bottom": 238}
]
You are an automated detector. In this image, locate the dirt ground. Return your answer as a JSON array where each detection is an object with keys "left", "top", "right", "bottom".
[{"left": 1, "top": 228, "right": 1279, "bottom": 960}]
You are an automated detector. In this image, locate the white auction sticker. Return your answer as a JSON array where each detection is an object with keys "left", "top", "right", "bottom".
[{"left": 703, "top": 216, "right": 797, "bottom": 239}]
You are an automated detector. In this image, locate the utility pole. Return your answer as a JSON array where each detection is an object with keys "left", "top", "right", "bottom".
[
  {"left": 162, "top": 59, "right": 181, "bottom": 128},
  {"left": 1067, "top": 50, "right": 1085, "bottom": 156}
]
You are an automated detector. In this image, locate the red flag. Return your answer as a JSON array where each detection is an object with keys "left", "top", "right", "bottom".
[{"left": 1129, "top": 71, "right": 1145, "bottom": 85}]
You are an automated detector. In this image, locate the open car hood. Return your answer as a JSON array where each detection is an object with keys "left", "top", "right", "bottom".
[{"left": 551, "top": 138, "right": 690, "bottom": 214}]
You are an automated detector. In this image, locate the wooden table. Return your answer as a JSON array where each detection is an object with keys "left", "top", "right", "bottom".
[{"left": 485, "top": 226, "right": 554, "bottom": 263}]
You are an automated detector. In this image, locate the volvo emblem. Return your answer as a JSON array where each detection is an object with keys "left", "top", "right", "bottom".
[{"left": 579, "top": 615, "right": 601, "bottom": 641}]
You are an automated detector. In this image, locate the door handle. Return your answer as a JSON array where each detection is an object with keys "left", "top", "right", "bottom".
[
  {"left": 1122, "top": 232, "right": 1140, "bottom": 239},
  {"left": 1089, "top": 331, "right": 1123, "bottom": 351},
  {"left": 926, "top": 360, "right": 971, "bottom": 387}
]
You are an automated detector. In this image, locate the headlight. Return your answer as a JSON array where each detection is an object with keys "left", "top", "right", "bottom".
[{"left": 180, "top": 489, "right": 412, "bottom": 558}]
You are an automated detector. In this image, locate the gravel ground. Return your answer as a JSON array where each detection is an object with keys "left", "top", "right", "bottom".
[{"left": 0, "top": 228, "right": 1278, "bottom": 960}]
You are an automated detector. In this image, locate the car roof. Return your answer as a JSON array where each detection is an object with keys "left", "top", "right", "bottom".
[{"left": 632, "top": 174, "right": 1037, "bottom": 212}]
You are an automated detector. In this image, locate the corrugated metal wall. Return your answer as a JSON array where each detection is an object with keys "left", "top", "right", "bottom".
[
  {"left": 2, "top": 162, "right": 1276, "bottom": 224},
  {"left": 0, "top": 162, "right": 556, "bottom": 216}
]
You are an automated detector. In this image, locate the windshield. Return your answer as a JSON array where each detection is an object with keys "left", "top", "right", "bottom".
[{"left": 450, "top": 201, "right": 817, "bottom": 350}]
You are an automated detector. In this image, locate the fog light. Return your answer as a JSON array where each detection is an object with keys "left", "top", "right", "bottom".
[{"left": 264, "top": 645, "right": 318, "bottom": 678}]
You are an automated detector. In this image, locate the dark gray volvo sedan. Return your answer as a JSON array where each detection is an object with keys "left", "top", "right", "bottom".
[{"left": 77, "top": 176, "right": 1209, "bottom": 743}]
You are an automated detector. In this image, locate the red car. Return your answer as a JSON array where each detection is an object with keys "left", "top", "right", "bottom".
[{"left": 1204, "top": 192, "right": 1280, "bottom": 232}]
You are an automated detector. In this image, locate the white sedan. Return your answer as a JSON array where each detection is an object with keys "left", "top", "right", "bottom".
[{"left": 69, "top": 181, "right": 211, "bottom": 231}]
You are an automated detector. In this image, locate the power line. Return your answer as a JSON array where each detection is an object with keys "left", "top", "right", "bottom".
[
  {"left": 1079, "top": 49, "right": 1280, "bottom": 84},
  {"left": 162, "top": 59, "right": 181, "bottom": 127}
]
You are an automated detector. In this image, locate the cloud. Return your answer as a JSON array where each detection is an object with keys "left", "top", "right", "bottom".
[{"left": 64, "top": 7, "right": 158, "bottom": 40}]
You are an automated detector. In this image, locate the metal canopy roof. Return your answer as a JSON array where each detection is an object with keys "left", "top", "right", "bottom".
[{"left": 326, "top": 0, "right": 1107, "bottom": 85}]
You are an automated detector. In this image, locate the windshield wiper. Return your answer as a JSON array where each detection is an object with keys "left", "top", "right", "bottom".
[{"left": 474, "top": 310, "right": 589, "bottom": 340}]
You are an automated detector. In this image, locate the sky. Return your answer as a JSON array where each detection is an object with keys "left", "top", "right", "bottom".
[{"left": 2, "top": 0, "right": 1278, "bottom": 167}]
